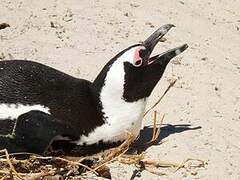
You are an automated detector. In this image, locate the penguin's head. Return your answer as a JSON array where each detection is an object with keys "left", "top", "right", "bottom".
[{"left": 94, "top": 24, "right": 188, "bottom": 102}]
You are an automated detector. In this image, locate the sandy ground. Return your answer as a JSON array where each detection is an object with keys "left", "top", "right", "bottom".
[{"left": 0, "top": 0, "right": 240, "bottom": 179}]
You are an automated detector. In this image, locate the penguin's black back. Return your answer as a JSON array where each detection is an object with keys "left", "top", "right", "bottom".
[{"left": 0, "top": 60, "right": 104, "bottom": 136}]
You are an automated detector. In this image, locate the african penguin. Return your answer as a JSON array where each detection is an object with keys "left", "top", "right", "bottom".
[{"left": 0, "top": 24, "right": 188, "bottom": 155}]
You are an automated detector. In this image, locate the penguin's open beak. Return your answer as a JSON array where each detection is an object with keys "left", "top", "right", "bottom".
[{"left": 140, "top": 24, "right": 188, "bottom": 64}]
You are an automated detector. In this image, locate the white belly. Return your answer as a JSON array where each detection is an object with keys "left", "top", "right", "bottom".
[{"left": 75, "top": 98, "right": 147, "bottom": 145}]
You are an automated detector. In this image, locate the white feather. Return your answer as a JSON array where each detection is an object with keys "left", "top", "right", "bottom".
[
  {"left": 76, "top": 47, "right": 147, "bottom": 145},
  {"left": 0, "top": 103, "right": 50, "bottom": 120}
]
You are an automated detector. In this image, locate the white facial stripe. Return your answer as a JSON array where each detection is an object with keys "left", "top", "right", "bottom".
[
  {"left": 75, "top": 46, "right": 147, "bottom": 145},
  {"left": 0, "top": 104, "right": 50, "bottom": 120}
]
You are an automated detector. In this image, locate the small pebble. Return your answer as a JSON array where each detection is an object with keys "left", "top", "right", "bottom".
[
  {"left": 201, "top": 57, "right": 208, "bottom": 61},
  {"left": 50, "top": 21, "right": 56, "bottom": 28},
  {"left": 179, "top": 1, "right": 185, "bottom": 5},
  {"left": 172, "top": 59, "right": 181, "bottom": 65},
  {"left": 0, "top": 23, "right": 10, "bottom": 30},
  {"left": 191, "top": 171, "right": 198, "bottom": 176},
  {"left": 130, "top": 3, "right": 140, "bottom": 7}
]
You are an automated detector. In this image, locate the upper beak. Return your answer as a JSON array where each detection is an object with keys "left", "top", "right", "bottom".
[{"left": 141, "top": 24, "right": 175, "bottom": 62}]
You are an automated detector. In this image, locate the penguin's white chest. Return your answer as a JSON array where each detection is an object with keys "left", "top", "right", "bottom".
[
  {"left": 76, "top": 50, "right": 147, "bottom": 145},
  {"left": 77, "top": 98, "right": 147, "bottom": 145}
]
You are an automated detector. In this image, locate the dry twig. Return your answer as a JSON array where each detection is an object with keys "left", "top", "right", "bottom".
[
  {"left": 144, "top": 79, "right": 177, "bottom": 117},
  {"left": 149, "top": 111, "right": 165, "bottom": 143},
  {"left": 93, "top": 132, "right": 135, "bottom": 171},
  {"left": 0, "top": 149, "right": 23, "bottom": 180},
  {"left": 33, "top": 156, "right": 98, "bottom": 175}
]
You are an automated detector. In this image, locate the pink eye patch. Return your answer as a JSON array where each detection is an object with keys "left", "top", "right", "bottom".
[{"left": 133, "top": 46, "right": 145, "bottom": 67}]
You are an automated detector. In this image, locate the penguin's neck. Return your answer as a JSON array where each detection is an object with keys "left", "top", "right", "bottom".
[
  {"left": 77, "top": 59, "right": 147, "bottom": 145},
  {"left": 99, "top": 59, "right": 147, "bottom": 133},
  {"left": 99, "top": 77, "right": 147, "bottom": 141}
]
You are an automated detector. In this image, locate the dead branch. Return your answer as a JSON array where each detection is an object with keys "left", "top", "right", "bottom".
[{"left": 144, "top": 79, "right": 177, "bottom": 117}]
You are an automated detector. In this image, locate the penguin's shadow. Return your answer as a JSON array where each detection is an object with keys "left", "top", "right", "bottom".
[{"left": 130, "top": 123, "right": 201, "bottom": 153}]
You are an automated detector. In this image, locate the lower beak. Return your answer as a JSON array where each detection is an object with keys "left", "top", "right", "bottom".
[{"left": 149, "top": 44, "right": 188, "bottom": 65}]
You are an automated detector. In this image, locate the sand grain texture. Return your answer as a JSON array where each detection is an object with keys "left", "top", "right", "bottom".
[{"left": 0, "top": 0, "right": 240, "bottom": 179}]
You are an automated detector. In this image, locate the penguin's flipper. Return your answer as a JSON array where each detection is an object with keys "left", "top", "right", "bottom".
[{"left": 13, "top": 110, "right": 79, "bottom": 155}]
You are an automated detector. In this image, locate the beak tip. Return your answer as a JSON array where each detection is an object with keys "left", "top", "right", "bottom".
[
  {"left": 162, "top": 24, "right": 175, "bottom": 32},
  {"left": 157, "top": 24, "right": 175, "bottom": 36},
  {"left": 182, "top": 44, "right": 188, "bottom": 50},
  {"left": 175, "top": 43, "right": 188, "bottom": 55},
  {"left": 183, "top": 43, "right": 188, "bottom": 51},
  {"left": 169, "top": 24, "right": 176, "bottom": 28},
  {"left": 175, "top": 44, "right": 188, "bottom": 55}
]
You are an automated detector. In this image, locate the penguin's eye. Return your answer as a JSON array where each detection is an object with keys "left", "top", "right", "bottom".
[
  {"left": 133, "top": 46, "right": 145, "bottom": 67},
  {"left": 133, "top": 59, "right": 143, "bottom": 67}
]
